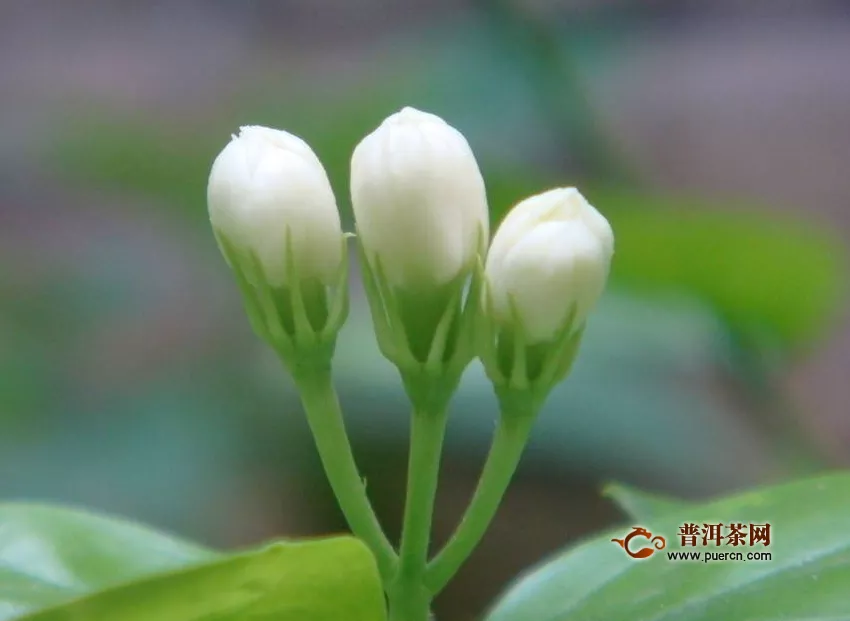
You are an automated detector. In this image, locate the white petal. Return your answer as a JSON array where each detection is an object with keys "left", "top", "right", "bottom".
[
  {"left": 207, "top": 126, "right": 342, "bottom": 286},
  {"left": 351, "top": 107, "right": 488, "bottom": 288},
  {"left": 485, "top": 187, "right": 613, "bottom": 343}
]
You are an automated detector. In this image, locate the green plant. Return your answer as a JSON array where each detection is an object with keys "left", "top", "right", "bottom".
[
  {"left": 3, "top": 109, "right": 848, "bottom": 621},
  {"left": 204, "top": 111, "right": 614, "bottom": 621}
]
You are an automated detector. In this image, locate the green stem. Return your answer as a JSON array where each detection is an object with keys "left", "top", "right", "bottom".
[
  {"left": 425, "top": 413, "right": 535, "bottom": 595},
  {"left": 295, "top": 366, "right": 397, "bottom": 582},
  {"left": 389, "top": 407, "right": 449, "bottom": 621}
]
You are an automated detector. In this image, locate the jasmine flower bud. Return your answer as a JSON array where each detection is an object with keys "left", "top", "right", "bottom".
[
  {"left": 350, "top": 108, "right": 489, "bottom": 370},
  {"left": 351, "top": 107, "right": 488, "bottom": 289},
  {"left": 207, "top": 125, "right": 343, "bottom": 286},
  {"left": 207, "top": 125, "right": 349, "bottom": 366},
  {"left": 485, "top": 188, "right": 613, "bottom": 344}
]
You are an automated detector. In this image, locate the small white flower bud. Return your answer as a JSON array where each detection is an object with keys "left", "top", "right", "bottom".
[
  {"left": 485, "top": 188, "right": 614, "bottom": 344},
  {"left": 207, "top": 125, "right": 343, "bottom": 286},
  {"left": 350, "top": 107, "right": 489, "bottom": 288}
]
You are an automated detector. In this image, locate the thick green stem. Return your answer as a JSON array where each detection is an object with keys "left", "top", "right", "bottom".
[
  {"left": 425, "top": 414, "right": 535, "bottom": 594},
  {"left": 389, "top": 408, "right": 449, "bottom": 621},
  {"left": 295, "top": 366, "right": 397, "bottom": 582}
]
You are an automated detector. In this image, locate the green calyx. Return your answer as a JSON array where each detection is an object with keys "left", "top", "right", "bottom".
[
  {"left": 214, "top": 229, "right": 350, "bottom": 373},
  {"left": 478, "top": 267, "right": 585, "bottom": 407},
  {"left": 356, "top": 229, "right": 482, "bottom": 385}
]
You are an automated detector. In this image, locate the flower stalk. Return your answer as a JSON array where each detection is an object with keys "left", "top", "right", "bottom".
[
  {"left": 426, "top": 405, "right": 536, "bottom": 594},
  {"left": 389, "top": 404, "right": 450, "bottom": 621},
  {"left": 294, "top": 366, "right": 398, "bottom": 583}
]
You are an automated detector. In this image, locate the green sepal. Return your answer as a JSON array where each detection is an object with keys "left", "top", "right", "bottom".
[
  {"left": 477, "top": 273, "right": 585, "bottom": 411},
  {"left": 354, "top": 227, "right": 485, "bottom": 385},
  {"left": 214, "top": 230, "right": 350, "bottom": 374}
]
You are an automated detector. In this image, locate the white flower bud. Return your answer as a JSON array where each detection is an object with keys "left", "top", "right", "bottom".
[
  {"left": 485, "top": 188, "right": 614, "bottom": 344},
  {"left": 207, "top": 125, "right": 343, "bottom": 286},
  {"left": 350, "top": 107, "right": 489, "bottom": 288}
]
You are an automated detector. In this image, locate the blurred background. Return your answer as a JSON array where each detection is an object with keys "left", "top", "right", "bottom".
[{"left": 1, "top": 1, "right": 849, "bottom": 619}]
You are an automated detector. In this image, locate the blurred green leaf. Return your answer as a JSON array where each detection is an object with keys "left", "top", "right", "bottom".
[
  {"left": 52, "top": 119, "right": 217, "bottom": 221},
  {"left": 603, "top": 483, "right": 689, "bottom": 521},
  {"left": 1, "top": 504, "right": 386, "bottom": 621},
  {"left": 595, "top": 189, "right": 846, "bottom": 347},
  {"left": 0, "top": 503, "right": 214, "bottom": 619},
  {"left": 486, "top": 472, "right": 850, "bottom": 621}
]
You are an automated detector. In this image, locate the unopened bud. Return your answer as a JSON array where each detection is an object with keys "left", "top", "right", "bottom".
[
  {"left": 485, "top": 187, "right": 613, "bottom": 345},
  {"left": 351, "top": 107, "right": 488, "bottom": 289},
  {"left": 207, "top": 125, "right": 343, "bottom": 286},
  {"left": 350, "top": 108, "right": 489, "bottom": 369},
  {"left": 207, "top": 125, "right": 349, "bottom": 366}
]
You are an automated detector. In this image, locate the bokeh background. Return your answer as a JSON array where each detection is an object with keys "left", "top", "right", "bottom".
[{"left": 2, "top": 1, "right": 849, "bottom": 619}]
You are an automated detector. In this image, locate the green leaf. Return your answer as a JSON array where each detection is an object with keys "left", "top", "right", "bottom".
[
  {"left": 0, "top": 503, "right": 215, "bottom": 619},
  {"left": 594, "top": 189, "right": 847, "bottom": 347},
  {"left": 19, "top": 539, "right": 385, "bottom": 621},
  {"left": 0, "top": 504, "right": 387, "bottom": 621},
  {"left": 486, "top": 472, "right": 850, "bottom": 621},
  {"left": 602, "top": 483, "right": 689, "bottom": 521}
]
